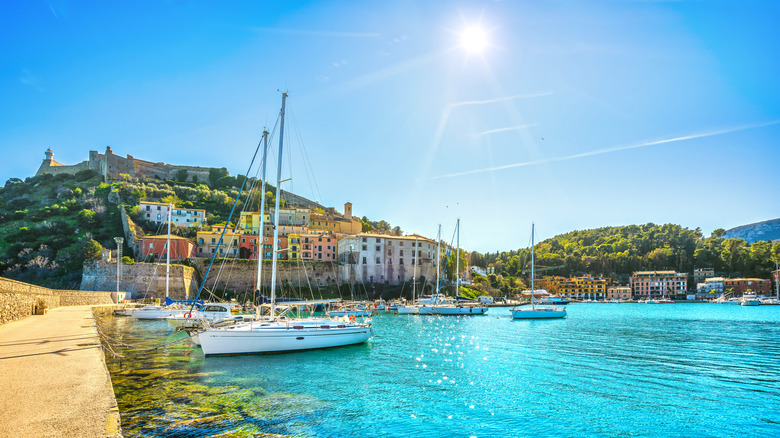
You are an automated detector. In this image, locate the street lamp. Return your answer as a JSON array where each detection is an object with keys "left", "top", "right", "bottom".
[{"left": 114, "top": 237, "right": 124, "bottom": 294}]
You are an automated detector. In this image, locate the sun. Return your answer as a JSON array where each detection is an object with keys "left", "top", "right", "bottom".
[{"left": 460, "top": 26, "right": 488, "bottom": 54}]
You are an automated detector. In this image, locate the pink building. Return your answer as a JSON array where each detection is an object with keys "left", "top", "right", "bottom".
[
  {"left": 629, "top": 271, "right": 687, "bottom": 300},
  {"left": 300, "top": 234, "right": 338, "bottom": 262}
]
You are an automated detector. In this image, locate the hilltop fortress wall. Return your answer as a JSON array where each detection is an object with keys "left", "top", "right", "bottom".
[{"left": 37, "top": 146, "right": 219, "bottom": 183}]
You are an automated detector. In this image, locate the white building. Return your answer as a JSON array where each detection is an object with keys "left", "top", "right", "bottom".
[
  {"left": 696, "top": 276, "right": 725, "bottom": 299},
  {"left": 337, "top": 233, "right": 441, "bottom": 286},
  {"left": 140, "top": 201, "right": 206, "bottom": 228}
]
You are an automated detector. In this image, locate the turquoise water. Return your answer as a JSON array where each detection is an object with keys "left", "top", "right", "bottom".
[{"left": 105, "top": 304, "right": 780, "bottom": 437}]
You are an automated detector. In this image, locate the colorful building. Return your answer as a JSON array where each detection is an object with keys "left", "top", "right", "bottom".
[
  {"left": 300, "top": 234, "right": 338, "bottom": 262},
  {"left": 238, "top": 234, "right": 261, "bottom": 259},
  {"left": 607, "top": 286, "right": 631, "bottom": 301},
  {"left": 309, "top": 202, "right": 362, "bottom": 234},
  {"left": 288, "top": 234, "right": 301, "bottom": 260},
  {"left": 140, "top": 201, "right": 206, "bottom": 228},
  {"left": 238, "top": 211, "right": 271, "bottom": 235},
  {"left": 260, "top": 235, "right": 288, "bottom": 260},
  {"left": 139, "top": 235, "right": 196, "bottom": 260},
  {"left": 723, "top": 278, "right": 771, "bottom": 297},
  {"left": 629, "top": 271, "right": 687, "bottom": 300},
  {"left": 195, "top": 224, "right": 241, "bottom": 258},
  {"left": 541, "top": 276, "right": 608, "bottom": 300}
]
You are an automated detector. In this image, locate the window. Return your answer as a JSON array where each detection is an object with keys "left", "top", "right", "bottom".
[
  {"left": 376, "top": 246, "right": 380, "bottom": 252},
  {"left": 149, "top": 243, "right": 153, "bottom": 249},
  {"left": 362, "top": 245, "right": 367, "bottom": 251},
  {"left": 376, "top": 257, "right": 380, "bottom": 264},
  {"left": 318, "top": 237, "right": 322, "bottom": 242},
  {"left": 388, "top": 259, "right": 392, "bottom": 265},
  {"left": 400, "top": 259, "right": 404, "bottom": 265},
  {"left": 400, "top": 250, "right": 404, "bottom": 256},
  {"left": 362, "top": 237, "right": 367, "bottom": 243},
  {"left": 157, "top": 214, "right": 161, "bottom": 220},
  {"left": 363, "top": 257, "right": 367, "bottom": 265},
  {"left": 211, "top": 238, "right": 216, "bottom": 244},
  {"left": 376, "top": 238, "right": 381, "bottom": 243},
  {"left": 146, "top": 206, "right": 151, "bottom": 211}
]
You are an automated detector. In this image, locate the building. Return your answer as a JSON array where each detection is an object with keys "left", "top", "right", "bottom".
[
  {"left": 723, "top": 278, "right": 771, "bottom": 297},
  {"left": 238, "top": 234, "right": 261, "bottom": 259},
  {"left": 470, "top": 266, "right": 494, "bottom": 276},
  {"left": 629, "top": 271, "right": 687, "bottom": 300},
  {"left": 139, "top": 201, "right": 206, "bottom": 228},
  {"left": 195, "top": 224, "right": 241, "bottom": 258},
  {"left": 309, "top": 202, "right": 362, "bottom": 234},
  {"left": 276, "top": 225, "right": 309, "bottom": 238},
  {"left": 540, "top": 276, "right": 608, "bottom": 301},
  {"left": 238, "top": 212, "right": 271, "bottom": 235},
  {"left": 139, "top": 235, "right": 196, "bottom": 261},
  {"left": 36, "top": 146, "right": 219, "bottom": 183},
  {"left": 607, "top": 286, "right": 631, "bottom": 301},
  {"left": 337, "top": 233, "right": 439, "bottom": 285},
  {"left": 288, "top": 234, "right": 301, "bottom": 260},
  {"left": 696, "top": 277, "right": 725, "bottom": 299},
  {"left": 274, "top": 207, "right": 310, "bottom": 227},
  {"left": 260, "top": 235, "right": 288, "bottom": 260},
  {"left": 300, "top": 234, "right": 338, "bottom": 262},
  {"left": 693, "top": 268, "right": 715, "bottom": 285}
]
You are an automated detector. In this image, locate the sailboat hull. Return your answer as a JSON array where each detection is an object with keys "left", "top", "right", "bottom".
[
  {"left": 396, "top": 306, "right": 419, "bottom": 314},
  {"left": 511, "top": 308, "right": 567, "bottom": 319},
  {"left": 198, "top": 320, "right": 373, "bottom": 355},
  {"left": 431, "top": 306, "right": 488, "bottom": 315}
]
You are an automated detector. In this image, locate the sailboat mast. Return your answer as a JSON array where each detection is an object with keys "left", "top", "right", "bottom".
[
  {"left": 531, "top": 223, "right": 535, "bottom": 307},
  {"left": 435, "top": 224, "right": 441, "bottom": 303},
  {"left": 413, "top": 237, "right": 418, "bottom": 302},
  {"left": 166, "top": 202, "right": 171, "bottom": 300},
  {"left": 269, "top": 92, "right": 287, "bottom": 319},
  {"left": 456, "top": 218, "right": 460, "bottom": 298},
  {"left": 255, "top": 129, "right": 270, "bottom": 298},
  {"left": 776, "top": 260, "right": 779, "bottom": 300}
]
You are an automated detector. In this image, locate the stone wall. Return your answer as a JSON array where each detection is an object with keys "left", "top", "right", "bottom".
[
  {"left": 0, "top": 277, "right": 119, "bottom": 325},
  {"left": 81, "top": 260, "right": 199, "bottom": 300},
  {"left": 194, "top": 259, "right": 342, "bottom": 294}
]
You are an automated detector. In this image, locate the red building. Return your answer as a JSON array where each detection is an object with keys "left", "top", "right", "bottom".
[
  {"left": 140, "top": 235, "right": 195, "bottom": 261},
  {"left": 723, "top": 278, "right": 771, "bottom": 297},
  {"left": 239, "top": 234, "right": 260, "bottom": 259}
]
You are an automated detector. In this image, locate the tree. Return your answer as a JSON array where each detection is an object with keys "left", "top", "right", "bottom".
[
  {"left": 208, "top": 167, "right": 229, "bottom": 186},
  {"left": 175, "top": 169, "right": 189, "bottom": 182}
]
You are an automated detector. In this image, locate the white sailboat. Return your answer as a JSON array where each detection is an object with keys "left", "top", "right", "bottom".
[
  {"left": 417, "top": 225, "right": 443, "bottom": 315},
  {"left": 197, "top": 92, "right": 373, "bottom": 355},
  {"left": 429, "top": 219, "right": 488, "bottom": 316},
  {"left": 397, "top": 236, "right": 422, "bottom": 315},
  {"left": 511, "top": 224, "right": 567, "bottom": 319}
]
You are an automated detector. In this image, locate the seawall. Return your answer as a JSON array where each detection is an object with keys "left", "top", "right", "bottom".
[
  {"left": 81, "top": 260, "right": 199, "bottom": 300},
  {"left": 0, "top": 276, "right": 121, "bottom": 325}
]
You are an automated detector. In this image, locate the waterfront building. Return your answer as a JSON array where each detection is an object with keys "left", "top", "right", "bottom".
[
  {"left": 276, "top": 224, "right": 309, "bottom": 238},
  {"left": 195, "top": 224, "right": 241, "bottom": 257},
  {"left": 723, "top": 278, "right": 771, "bottom": 297},
  {"left": 300, "top": 234, "right": 338, "bottom": 262},
  {"left": 696, "top": 277, "right": 725, "bottom": 299},
  {"left": 470, "top": 266, "right": 494, "bottom": 276},
  {"left": 273, "top": 207, "right": 310, "bottom": 227},
  {"left": 607, "top": 286, "right": 631, "bottom": 301},
  {"left": 337, "top": 233, "right": 438, "bottom": 285},
  {"left": 288, "top": 234, "right": 301, "bottom": 260},
  {"left": 310, "top": 202, "right": 362, "bottom": 234},
  {"left": 238, "top": 235, "right": 260, "bottom": 259},
  {"left": 139, "top": 235, "right": 196, "bottom": 261},
  {"left": 629, "top": 271, "right": 687, "bottom": 300},
  {"left": 555, "top": 276, "right": 608, "bottom": 301},
  {"left": 693, "top": 267, "right": 716, "bottom": 285},
  {"left": 260, "top": 235, "right": 288, "bottom": 260},
  {"left": 139, "top": 201, "right": 206, "bottom": 228}
]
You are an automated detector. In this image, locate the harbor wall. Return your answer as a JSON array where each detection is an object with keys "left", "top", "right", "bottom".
[
  {"left": 194, "top": 259, "right": 342, "bottom": 294},
  {"left": 81, "top": 260, "right": 199, "bottom": 300},
  {"left": 0, "top": 277, "right": 119, "bottom": 325}
]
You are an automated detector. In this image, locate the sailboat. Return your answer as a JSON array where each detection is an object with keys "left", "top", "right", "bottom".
[
  {"left": 417, "top": 225, "right": 445, "bottom": 315},
  {"left": 429, "top": 219, "right": 488, "bottom": 316},
  {"left": 397, "top": 236, "right": 422, "bottom": 315},
  {"left": 196, "top": 92, "right": 373, "bottom": 355},
  {"left": 511, "top": 223, "right": 567, "bottom": 319}
]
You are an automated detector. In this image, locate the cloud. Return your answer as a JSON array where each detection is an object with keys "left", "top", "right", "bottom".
[
  {"left": 253, "top": 27, "right": 379, "bottom": 38},
  {"left": 20, "top": 69, "right": 43, "bottom": 92},
  {"left": 451, "top": 91, "right": 554, "bottom": 108},
  {"left": 476, "top": 123, "right": 538, "bottom": 136},
  {"left": 432, "top": 120, "right": 780, "bottom": 180}
]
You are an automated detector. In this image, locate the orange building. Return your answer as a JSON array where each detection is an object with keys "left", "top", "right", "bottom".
[
  {"left": 300, "top": 234, "right": 338, "bottom": 262},
  {"left": 723, "top": 278, "right": 771, "bottom": 296},
  {"left": 140, "top": 235, "right": 196, "bottom": 260}
]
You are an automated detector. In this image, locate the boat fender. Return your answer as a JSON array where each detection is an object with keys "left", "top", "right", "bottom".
[{"left": 184, "top": 312, "right": 192, "bottom": 318}]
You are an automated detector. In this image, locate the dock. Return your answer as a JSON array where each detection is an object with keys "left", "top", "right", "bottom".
[{"left": 0, "top": 305, "right": 121, "bottom": 437}]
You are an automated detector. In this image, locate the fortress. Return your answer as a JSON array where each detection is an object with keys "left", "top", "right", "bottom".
[{"left": 36, "top": 146, "right": 222, "bottom": 183}]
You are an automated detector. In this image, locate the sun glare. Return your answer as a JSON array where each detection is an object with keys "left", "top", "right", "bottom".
[{"left": 460, "top": 26, "right": 488, "bottom": 54}]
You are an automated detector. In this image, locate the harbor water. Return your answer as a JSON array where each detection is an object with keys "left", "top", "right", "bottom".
[{"left": 103, "top": 304, "right": 780, "bottom": 437}]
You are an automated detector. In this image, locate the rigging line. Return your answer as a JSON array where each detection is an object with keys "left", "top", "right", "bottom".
[
  {"left": 189, "top": 118, "right": 270, "bottom": 312},
  {"left": 288, "top": 108, "right": 323, "bottom": 205}
]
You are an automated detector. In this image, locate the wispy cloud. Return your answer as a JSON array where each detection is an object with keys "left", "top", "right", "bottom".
[
  {"left": 20, "top": 69, "right": 43, "bottom": 92},
  {"left": 476, "top": 123, "right": 538, "bottom": 136},
  {"left": 432, "top": 120, "right": 780, "bottom": 180},
  {"left": 451, "top": 91, "right": 553, "bottom": 108},
  {"left": 253, "top": 27, "right": 379, "bottom": 38}
]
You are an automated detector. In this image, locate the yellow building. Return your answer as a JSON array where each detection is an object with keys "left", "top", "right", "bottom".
[
  {"left": 309, "top": 202, "right": 362, "bottom": 234},
  {"left": 195, "top": 223, "right": 241, "bottom": 258},
  {"left": 288, "top": 233, "right": 301, "bottom": 260},
  {"left": 239, "top": 211, "right": 271, "bottom": 235},
  {"left": 536, "top": 276, "right": 608, "bottom": 300}
]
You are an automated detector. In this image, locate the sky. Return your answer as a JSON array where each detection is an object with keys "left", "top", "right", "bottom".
[{"left": 1, "top": 1, "right": 779, "bottom": 253}]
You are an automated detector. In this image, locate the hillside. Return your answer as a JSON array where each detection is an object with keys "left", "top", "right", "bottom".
[
  {"left": 724, "top": 218, "right": 780, "bottom": 244},
  {"left": 470, "top": 223, "right": 780, "bottom": 295}
]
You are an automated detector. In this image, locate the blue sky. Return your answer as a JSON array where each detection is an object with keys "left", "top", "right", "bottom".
[{"left": 2, "top": 1, "right": 779, "bottom": 252}]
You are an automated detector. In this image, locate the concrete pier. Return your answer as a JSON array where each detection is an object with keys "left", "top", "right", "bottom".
[{"left": 0, "top": 305, "right": 121, "bottom": 437}]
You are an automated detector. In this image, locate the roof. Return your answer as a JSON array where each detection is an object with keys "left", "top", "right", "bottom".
[
  {"left": 353, "top": 233, "right": 436, "bottom": 243},
  {"left": 141, "top": 235, "right": 195, "bottom": 242},
  {"left": 139, "top": 201, "right": 205, "bottom": 212}
]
